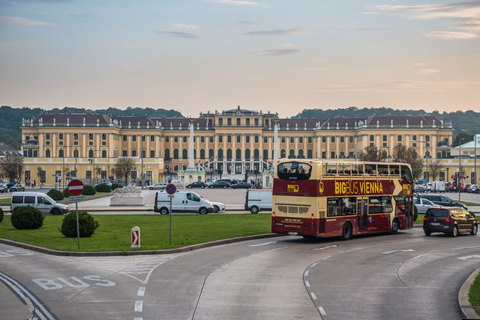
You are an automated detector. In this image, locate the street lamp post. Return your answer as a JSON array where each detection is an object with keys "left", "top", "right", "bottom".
[{"left": 459, "top": 137, "right": 464, "bottom": 202}]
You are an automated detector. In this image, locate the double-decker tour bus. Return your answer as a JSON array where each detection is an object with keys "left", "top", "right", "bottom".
[{"left": 271, "top": 159, "right": 414, "bottom": 240}]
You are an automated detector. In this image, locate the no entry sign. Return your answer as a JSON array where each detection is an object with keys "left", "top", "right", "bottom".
[{"left": 68, "top": 179, "right": 84, "bottom": 196}]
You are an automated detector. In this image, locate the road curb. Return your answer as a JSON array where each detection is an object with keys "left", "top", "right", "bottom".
[
  {"left": 459, "top": 268, "right": 480, "bottom": 319},
  {"left": 0, "top": 233, "right": 281, "bottom": 257}
]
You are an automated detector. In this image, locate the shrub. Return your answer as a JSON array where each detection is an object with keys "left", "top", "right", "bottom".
[
  {"left": 0, "top": 207, "right": 3, "bottom": 223},
  {"left": 95, "top": 183, "right": 112, "bottom": 193},
  {"left": 11, "top": 206, "right": 44, "bottom": 230},
  {"left": 47, "top": 189, "right": 64, "bottom": 201},
  {"left": 82, "top": 185, "right": 96, "bottom": 196},
  {"left": 60, "top": 211, "right": 99, "bottom": 237},
  {"left": 63, "top": 188, "right": 72, "bottom": 198},
  {"left": 111, "top": 183, "right": 122, "bottom": 191}
]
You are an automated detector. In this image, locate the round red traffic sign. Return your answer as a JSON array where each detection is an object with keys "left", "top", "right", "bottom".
[
  {"left": 68, "top": 179, "right": 84, "bottom": 196},
  {"left": 165, "top": 184, "right": 177, "bottom": 195}
]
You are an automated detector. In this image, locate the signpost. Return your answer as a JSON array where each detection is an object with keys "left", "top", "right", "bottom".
[
  {"left": 131, "top": 226, "right": 140, "bottom": 248},
  {"left": 68, "top": 179, "right": 84, "bottom": 250},
  {"left": 165, "top": 184, "right": 177, "bottom": 246}
]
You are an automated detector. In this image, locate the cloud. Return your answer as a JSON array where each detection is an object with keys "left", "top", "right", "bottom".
[
  {"left": 424, "top": 30, "right": 478, "bottom": 39},
  {"left": 0, "top": 16, "right": 51, "bottom": 26},
  {"left": 159, "top": 31, "right": 198, "bottom": 39},
  {"left": 251, "top": 49, "right": 300, "bottom": 56},
  {"left": 172, "top": 24, "right": 199, "bottom": 30},
  {"left": 416, "top": 69, "right": 440, "bottom": 75},
  {"left": 366, "top": 1, "right": 480, "bottom": 39},
  {"left": 244, "top": 27, "right": 307, "bottom": 36},
  {"left": 203, "top": 0, "right": 262, "bottom": 6}
]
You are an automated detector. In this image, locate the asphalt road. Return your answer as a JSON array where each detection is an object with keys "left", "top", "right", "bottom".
[{"left": 1, "top": 228, "right": 479, "bottom": 320}]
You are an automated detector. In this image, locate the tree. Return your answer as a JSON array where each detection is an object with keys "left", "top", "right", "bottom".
[
  {"left": 452, "top": 132, "right": 473, "bottom": 147},
  {"left": 361, "top": 146, "right": 387, "bottom": 162},
  {"left": 428, "top": 160, "right": 444, "bottom": 181},
  {"left": 114, "top": 158, "right": 136, "bottom": 185},
  {"left": 36, "top": 166, "right": 45, "bottom": 187},
  {"left": 392, "top": 145, "right": 423, "bottom": 181},
  {"left": 0, "top": 154, "right": 24, "bottom": 182}
]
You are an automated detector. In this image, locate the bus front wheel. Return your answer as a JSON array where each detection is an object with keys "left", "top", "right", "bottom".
[
  {"left": 391, "top": 219, "right": 399, "bottom": 233},
  {"left": 342, "top": 222, "right": 352, "bottom": 240}
]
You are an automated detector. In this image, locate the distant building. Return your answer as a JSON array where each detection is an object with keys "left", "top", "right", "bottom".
[{"left": 20, "top": 106, "right": 454, "bottom": 186}]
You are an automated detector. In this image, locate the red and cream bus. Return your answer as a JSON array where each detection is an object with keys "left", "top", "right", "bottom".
[{"left": 271, "top": 159, "right": 414, "bottom": 240}]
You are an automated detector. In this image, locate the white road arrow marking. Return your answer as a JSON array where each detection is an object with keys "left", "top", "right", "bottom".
[
  {"left": 382, "top": 249, "right": 415, "bottom": 254},
  {"left": 458, "top": 255, "right": 480, "bottom": 260}
]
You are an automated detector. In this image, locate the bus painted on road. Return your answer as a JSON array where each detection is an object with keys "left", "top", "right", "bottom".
[{"left": 271, "top": 159, "right": 414, "bottom": 240}]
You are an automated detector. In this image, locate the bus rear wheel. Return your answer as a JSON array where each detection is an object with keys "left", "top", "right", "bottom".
[
  {"left": 391, "top": 219, "right": 399, "bottom": 233},
  {"left": 342, "top": 222, "right": 352, "bottom": 240}
]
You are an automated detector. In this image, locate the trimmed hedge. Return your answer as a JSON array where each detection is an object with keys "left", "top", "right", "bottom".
[
  {"left": 82, "top": 185, "right": 96, "bottom": 196},
  {"left": 0, "top": 207, "right": 3, "bottom": 223},
  {"left": 95, "top": 183, "right": 111, "bottom": 193},
  {"left": 47, "top": 188, "right": 64, "bottom": 201},
  {"left": 111, "top": 183, "right": 122, "bottom": 191},
  {"left": 60, "top": 211, "right": 99, "bottom": 238},
  {"left": 11, "top": 206, "right": 44, "bottom": 230},
  {"left": 63, "top": 188, "right": 72, "bottom": 198}
]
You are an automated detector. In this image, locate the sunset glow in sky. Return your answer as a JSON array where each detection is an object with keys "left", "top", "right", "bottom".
[{"left": 1, "top": 0, "right": 480, "bottom": 117}]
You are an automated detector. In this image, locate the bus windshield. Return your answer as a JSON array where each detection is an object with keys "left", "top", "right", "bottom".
[{"left": 277, "top": 162, "right": 312, "bottom": 181}]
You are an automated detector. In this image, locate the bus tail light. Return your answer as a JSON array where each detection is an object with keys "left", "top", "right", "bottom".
[
  {"left": 311, "top": 214, "right": 314, "bottom": 220},
  {"left": 272, "top": 213, "right": 275, "bottom": 218}
]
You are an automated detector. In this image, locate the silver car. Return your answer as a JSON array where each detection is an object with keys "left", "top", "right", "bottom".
[
  {"left": 414, "top": 197, "right": 435, "bottom": 214},
  {"left": 149, "top": 183, "right": 167, "bottom": 190}
]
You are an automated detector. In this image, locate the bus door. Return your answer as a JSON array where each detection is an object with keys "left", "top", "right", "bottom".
[{"left": 356, "top": 198, "right": 368, "bottom": 233}]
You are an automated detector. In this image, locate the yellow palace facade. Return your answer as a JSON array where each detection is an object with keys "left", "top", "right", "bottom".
[{"left": 20, "top": 106, "right": 454, "bottom": 186}]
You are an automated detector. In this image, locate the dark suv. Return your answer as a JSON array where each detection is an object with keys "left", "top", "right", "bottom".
[
  {"left": 419, "top": 194, "right": 467, "bottom": 209},
  {"left": 423, "top": 206, "right": 477, "bottom": 237}
]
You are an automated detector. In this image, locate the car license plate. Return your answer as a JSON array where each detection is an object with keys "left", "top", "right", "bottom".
[{"left": 430, "top": 222, "right": 440, "bottom": 226}]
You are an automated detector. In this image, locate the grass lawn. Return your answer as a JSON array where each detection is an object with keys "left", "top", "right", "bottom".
[
  {"left": 0, "top": 198, "right": 9, "bottom": 204},
  {"left": 0, "top": 214, "right": 272, "bottom": 252},
  {"left": 470, "top": 272, "right": 480, "bottom": 316}
]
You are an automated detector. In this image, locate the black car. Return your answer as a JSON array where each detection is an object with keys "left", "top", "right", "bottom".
[
  {"left": 209, "top": 181, "right": 230, "bottom": 189},
  {"left": 419, "top": 194, "right": 467, "bottom": 209},
  {"left": 186, "top": 181, "right": 206, "bottom": 189},
  {"left": 423, "top": 206, "right": 477, "bottom": 237},
  {"left": 231, "top": 182, "right": 251, "bottom": 189}
]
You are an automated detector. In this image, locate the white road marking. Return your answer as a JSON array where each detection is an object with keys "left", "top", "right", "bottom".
[
  {"left": 134, "top": 318, "right": 143, "bottom": 320},
  {"left": 137, "top": 287, "right": 146, "bottom": 297},
  {"left": 304, "top": 270, "right": 309, "bottom": 277},
  {"left": 382, "top": 249, "right": 414, "bottom": 254},
  {"left": 412, "top": 253, "right": 430, "bottom": 260},
  {"left": 310, "top": 292, "right": 317, "bottom": 300},
  {"left": 323, "top": 255, "right": 331, "bottom": 260},
  {"left": 318, "top": 306, "right": 327, "bottom": 315},
  {"left": 311, "top": 262, "right": 317, "bottom": 267},
  {"left": 134, "top": 301, "right": 143, "bottom": 312},
  {"left": 458, "top": 255, "right": 480, "bottom": 260},
  {"left": 313, "top": 245, "right": 338, "bottom": 251},
  {"left": 249, "top": 241, "right": 277, "bottom": 247},
  {"left": 305, "top": 280, "right": 310, "bottom": 287}
]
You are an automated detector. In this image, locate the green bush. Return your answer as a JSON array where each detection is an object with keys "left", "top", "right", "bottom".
[
  {"left": 0, "top": 207, "right": 3, "bottom": 223},
  {"left": 95, "top": 183, "right": 111, "bottom": 192},
  {"left": 47, "top": 189, "right": 64, "bottom": 201},
  {"left": 82, "top": 185, "right": 96, "bottom": 196},
  {"left": 60, "top": 211, "right": 99, "bottom": 237},
  {"left": 11, "top": 206, "right": 44, "bottom": 230},
  {"left": 63, "top": 188, "right": 72, "bottom": 198},
  {"left": 111, "top": 183, "right": 122, "bottom": 191}
]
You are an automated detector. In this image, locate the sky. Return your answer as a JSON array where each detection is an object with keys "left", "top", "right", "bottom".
[{"left": 1, "top": 0, "right": 480, "bottom": 118}]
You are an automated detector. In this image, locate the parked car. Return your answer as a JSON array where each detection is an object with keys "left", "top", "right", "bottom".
[
  {"left": 0, "top": 184, "right": 8, "bottom": 193},
  {"left": 94, "top": 181, "right": 113, "bottom": 187},
  {"left": 149, "top": 183, "right": 168, "bottom": 190},
  {"left": 419, "top": 194, "right": 467, "bottom": 209},
  {"left": 211, "top": 201, "right": 226, "bottom": 213},
  {"left": 446, "top": 183, "right": 458, "bottom": 193},
  {"left": 431, "top": 181, "right": 445, "bottom": 193},
  {"left": 186, "top": 181, "right": 207, "bottom": 189},
  {"left": 209, "top": 181, "right": 230, "bottom": 189},
  {"left": 461, "top": 184, "right": 471, "bottom": 193},
  {"left": 423, "top": 206, "right": 477, "bottom": 237},
  {"left": 413, "top": 183, "right": 426, "bottom": 193},
  {"left": 426, "top": 183, "right": 433, "bottom": 192},
  {"left": 231, "top": 182, "right": 252, "bottom": 189},
  {"left": 467, "top": 185, "right": 479, "bottom": 193},
  {"left": 10, "top": 192, "right": 69, "bottom": 215},
  {"left": 9, "top": 183, "right": 25, "bottom": 192},
  {"left": 414, "top": 196, "right": 435, "bottom": 214}
]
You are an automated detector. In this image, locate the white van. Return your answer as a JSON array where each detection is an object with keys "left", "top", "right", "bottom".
[
  {"left": 154, "top": 191, "right": 214, "bottom": 214},
  {"left": 10, "top": 192, "right": 70, "bottom": 215},
  {"left": 244, "top": 190, "right": 272, "bottom": 214},
  {"left": 432, "top": 181, "right": 446, "bottom": 193}
]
